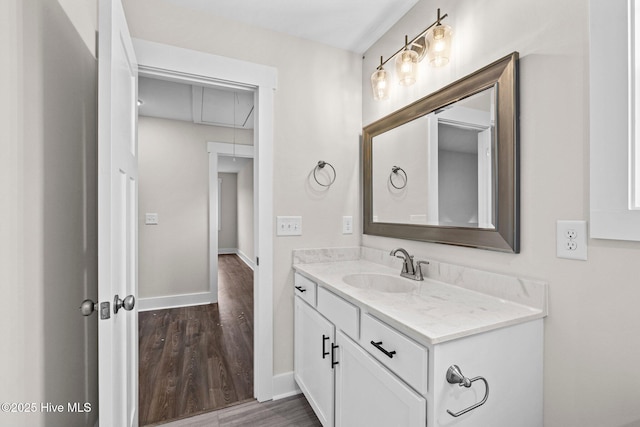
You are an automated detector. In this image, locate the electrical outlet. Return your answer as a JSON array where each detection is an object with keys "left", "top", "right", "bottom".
[
  {"left": 556, "top": 220, "right": 587, "bottom": 260},
  {"left": 342, "top": 216, "right": 353, "bottom": 234}
]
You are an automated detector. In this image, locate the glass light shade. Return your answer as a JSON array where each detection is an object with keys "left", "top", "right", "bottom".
[
  {"left": 371, "top": 68, "right": 391, "bottom": 100},
  {"left": 426, "top": 24, "right": 453, "bottom": 67},
  {"left": 395, "top": 49, "right": 419, "bottom": 86}
]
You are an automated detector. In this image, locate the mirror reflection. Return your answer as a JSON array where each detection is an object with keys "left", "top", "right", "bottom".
[{"left": 372, "top": 85, "right": 496, "bottom": 229}]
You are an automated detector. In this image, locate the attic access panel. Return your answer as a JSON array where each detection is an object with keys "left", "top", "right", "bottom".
[{"left": 193, "top": 86, "right": 254, "bottom": 129}]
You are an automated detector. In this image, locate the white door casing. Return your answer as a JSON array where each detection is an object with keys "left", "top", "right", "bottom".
[
  {"left": 477, "top": 128, "right": 493, "bottom": 228},
  {"left": 426, "top": 113, "right": 439, "bottom": 225},
  {"left": 132, "top": 38, "right": 277, "bottom": 401},
  {"left": 98, "top": 0, "right": 138, "bottom": 425}
]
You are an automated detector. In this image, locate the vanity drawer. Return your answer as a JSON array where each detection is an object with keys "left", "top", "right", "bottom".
[
  {"left": 317, "top": 286, "right": 359, "bottom": 340},
  {"left": 361, "top": 313, "right": 428, "bottom": 395},
  {"left": 294, "top": 273, "right": 317, "bottom": 306}
]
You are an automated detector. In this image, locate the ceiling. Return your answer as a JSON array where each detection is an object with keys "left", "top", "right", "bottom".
[
  {"left": 138, "top": 77, "right": 254, "bottom": 129},
  {"left": 139, "top": 1, "right": 420, "bottom": 127},
  {"left": 164, "top": 0, "right": 420, "bottom": 54}
]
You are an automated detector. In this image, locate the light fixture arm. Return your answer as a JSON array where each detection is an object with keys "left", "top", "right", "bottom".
[{"left": 375, "top": 8, "right": 448, "bottom": 70}]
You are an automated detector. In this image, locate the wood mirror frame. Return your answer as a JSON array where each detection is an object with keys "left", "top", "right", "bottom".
[{"left": 363, "top": 52, "right": 519, "bottom": 252}]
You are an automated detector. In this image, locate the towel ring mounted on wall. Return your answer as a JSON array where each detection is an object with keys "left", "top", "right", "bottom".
[
  {"left": 313, "top": 160, "right": 336, "bottom": 187},
  {"left": 389, "top": 166, "right": 407, "bottom": 189},
  {"left": 445, "top": 365, "right": 490, "bottom": 417}
]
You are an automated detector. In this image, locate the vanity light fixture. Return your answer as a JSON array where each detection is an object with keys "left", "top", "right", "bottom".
[
  {"left": 425, "top": 18, "right": 453, "bottom": 67},
  {"left": 370, "top": 8, "right": 452, "bottom": 100},
  {"left": 371, "top": 56, "right": 391, "bottom": 100},
  {"left": 396, "top": 35, "right": 419, "bottom": 86}
]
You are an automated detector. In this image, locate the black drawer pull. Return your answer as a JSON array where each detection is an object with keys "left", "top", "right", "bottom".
[
  {"left": 294, "top": 286, "right": 306, "bottom": 293},
  {"left": 371, "top": 341, "right": 396, "bottom": 358},
  {"left": 331, "top": 343, "right": 339, "bottom": 368},
  {"left": 322, "top": 335, "right": 330, "bottom": 359}
]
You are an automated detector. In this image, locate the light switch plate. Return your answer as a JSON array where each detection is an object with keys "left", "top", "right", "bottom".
[
  {"left": 145, "top": 213, "right": 159, "bottom": 225},
  {"left": 277, "top": 216, "right": 302, "bottom": 236},
  {"left": 556, "top": 220, "right": 587, "bottom": 260}
]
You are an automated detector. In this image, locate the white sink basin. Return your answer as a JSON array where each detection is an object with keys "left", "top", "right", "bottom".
[{"left": 342, "top": 273, "right": 417, "bottom": 293}]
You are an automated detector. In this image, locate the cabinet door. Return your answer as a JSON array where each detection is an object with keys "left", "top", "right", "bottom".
[
  {"left": 294, "top": 296, "right": 335, "bottom": 427},
  {"left": 431, "top": 320, "right": 543, "bottom": 427},
  {"left": 335, "top": 331, "right": 426, "bottom": 427}
]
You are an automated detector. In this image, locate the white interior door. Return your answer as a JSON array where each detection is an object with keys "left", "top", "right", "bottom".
[{"left": 98, "top": 0, "right": 139, "bottom": 425}]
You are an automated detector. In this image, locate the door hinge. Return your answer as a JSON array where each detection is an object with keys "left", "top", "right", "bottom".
[{"left": 256, "top": 257, "right": 259, "bottom": 266}]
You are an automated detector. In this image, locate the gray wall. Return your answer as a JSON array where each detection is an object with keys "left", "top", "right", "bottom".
[
  {"left": 138, "top": 116, "right": 252, "bottom": 299},
  {"left": 0, "top": 0, "right": 98, "bottom": 425},
  {"left": 438, "top": 149, "right": 478, "bottom": 227},
  {"left": 218, "top": 173, "right": 238, "bottom": 250}
]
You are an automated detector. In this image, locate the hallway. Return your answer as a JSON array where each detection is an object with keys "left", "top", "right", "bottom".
[{"left": 138, "top": 254, "right": 254, "bottom": 425}]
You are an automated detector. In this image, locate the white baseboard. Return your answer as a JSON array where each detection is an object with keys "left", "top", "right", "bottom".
[
  {"left": 218, "top": 248, "right": 255, "bottom": 270},
  {"left": 138, "top": 291, "right": 215, "bottom": 312},
  {"left": 236, "top": 249, "right": 255, "bottom": 270},
  {"left": 272, "top": 371, "right": 301, "bottom": 400}
]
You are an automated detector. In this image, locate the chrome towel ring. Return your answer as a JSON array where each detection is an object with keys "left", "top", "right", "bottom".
[
  {"left": 389, "top": 166, "right": 407, "bottom": 189},
  {"left": 313, "top": 160, "right": 336, "bottom": 187},
  {"left": 445, "top": 365, "right": 489, "bottom": 417}
]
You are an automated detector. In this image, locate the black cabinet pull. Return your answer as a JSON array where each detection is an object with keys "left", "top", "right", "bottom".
[
  {"left": 331, "top": 343, "right": 339, "bottom": 368},
  {"left": 294, "top": 286, "right": 306, "bottom": 293},
  {"left": 370, "top": 341, "right": 396, "bottom": 358},
  {"left": 322, "top": 335, "right": 330, "bottom": 359}
]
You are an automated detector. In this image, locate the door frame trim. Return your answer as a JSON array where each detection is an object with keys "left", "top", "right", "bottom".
[{"left": 133, "top": 38, "right": 276, "bottom": 402}]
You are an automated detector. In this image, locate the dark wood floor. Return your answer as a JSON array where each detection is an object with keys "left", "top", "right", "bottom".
[
  {"left": 139, "top": 254, "right": 254, "bottom": 426},
  {"left": 155, "top": 394, "right": 321, "bottom": 427}
]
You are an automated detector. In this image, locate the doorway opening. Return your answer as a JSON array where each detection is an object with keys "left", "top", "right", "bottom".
[{"left": 135, "top": 73, "right": 259, "bottom": 425}]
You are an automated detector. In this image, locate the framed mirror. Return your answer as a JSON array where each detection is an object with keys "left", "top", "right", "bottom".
[{"left": 363, "top": 52, "right": 519, "bottom": 252}]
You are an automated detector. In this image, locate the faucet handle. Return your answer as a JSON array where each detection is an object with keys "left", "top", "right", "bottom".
[{"left": 415, "top": 260, "right": 430, "bottom": 280}]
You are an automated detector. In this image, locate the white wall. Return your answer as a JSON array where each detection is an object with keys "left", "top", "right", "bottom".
[
  {"left": 122, "top": 0, "right": 362, "bottom": 376},
  {"left": 371, "top": 116, "right": 429, "bottom": 224},
  {"left": 363, "top": 1, "right": 640, "bottom": 426},
  {"left": 138, "top": 116, "right": 252, "bottom": 299},
  {"left": 0, "top": 0, "right": 99, "bottom": 426},
  {"left": 218, "top": 172, "right": 238, "bottom": 250}
]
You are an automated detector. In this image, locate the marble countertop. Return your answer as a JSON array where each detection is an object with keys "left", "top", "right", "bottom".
[{"left": 293, "top": 259, "right": 546, "bottom": 346}]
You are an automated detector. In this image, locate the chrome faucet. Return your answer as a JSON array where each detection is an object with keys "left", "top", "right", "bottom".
[{"left": 389, "top": 248, "right": 429, "bottom": 281}]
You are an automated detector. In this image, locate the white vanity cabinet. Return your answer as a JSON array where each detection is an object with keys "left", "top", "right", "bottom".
[
  {"left": 294, "top": 279, "right": 426, "bottom": 427},
  {"left": 293, "top": 272, "right": 544, "bottom": 427}
]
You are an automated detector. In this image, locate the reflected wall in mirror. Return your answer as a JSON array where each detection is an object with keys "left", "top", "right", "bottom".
[
  {"left": 363, "top": 52, "right": 519, "bottom": 252},
  {"left": 372, "top": 85, "right": 496, "bottom": 229}
]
